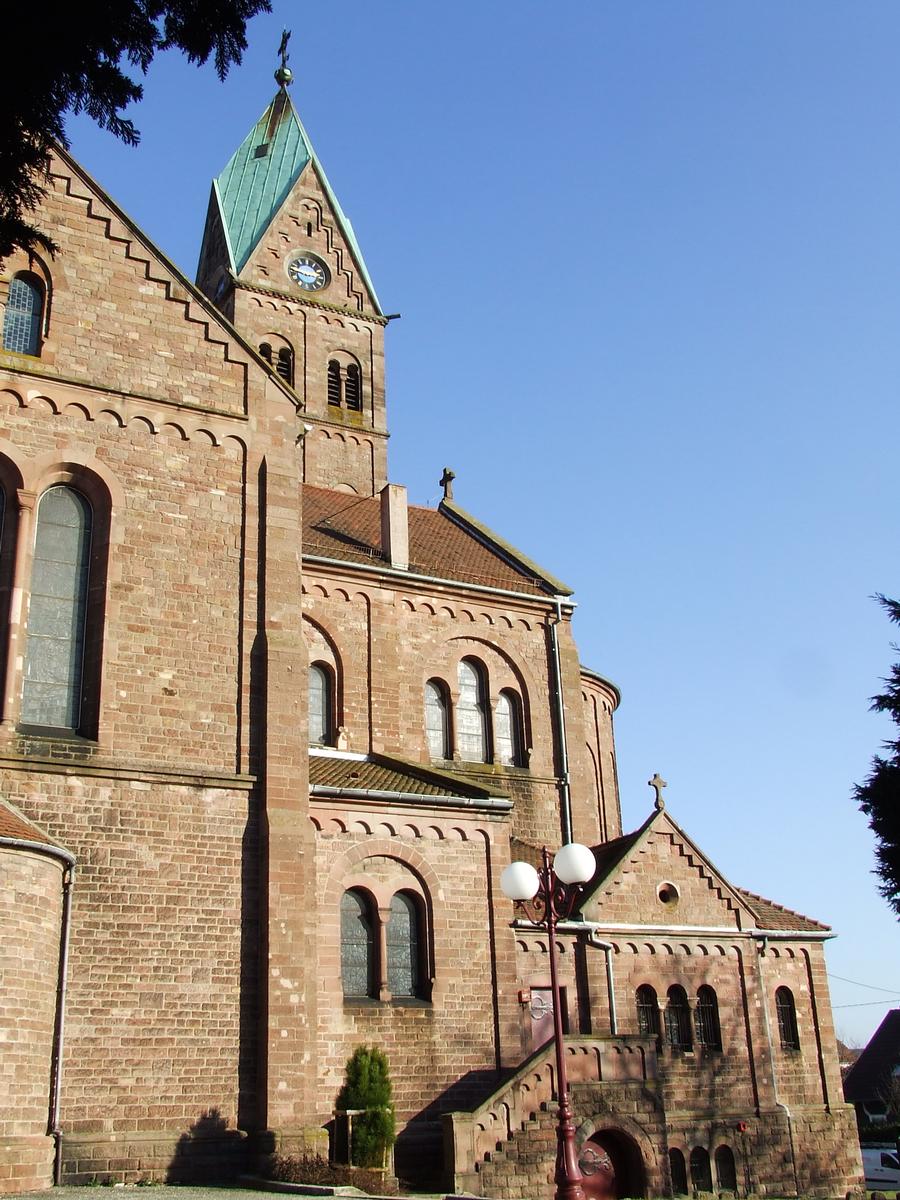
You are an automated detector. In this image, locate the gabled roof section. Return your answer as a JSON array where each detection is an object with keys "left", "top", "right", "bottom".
[
  {"left": 734, "top": 888, "right": 830, "bottom": 933},
  {"left": 309, "top": 748, "right": 510, "bottom": 809},
  {"left": 303, "top": 485, "right": 565, "bottom": 597},
  {"left": 440, "top": 498, "right": 573, "bottom": 597},
  {"left": 213, "top": 87, "right": 382, "bottom": 311},
  {"left": 0, "top": 797, "right": 73, "bottom": 862},
  {"left": 843, "top": 1009, "right": 900, "bottom": 1102}
]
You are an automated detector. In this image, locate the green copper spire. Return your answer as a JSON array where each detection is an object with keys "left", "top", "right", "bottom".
[{"left": 211, "top": 49, "right": 381, "bottom": 312}]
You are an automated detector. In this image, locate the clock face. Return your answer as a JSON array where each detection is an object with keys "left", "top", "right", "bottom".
[{"left": 287, "top": 254, "right": 329, "bottom": 291}]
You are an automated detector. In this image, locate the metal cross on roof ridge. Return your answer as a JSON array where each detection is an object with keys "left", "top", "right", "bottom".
[{"left": 649, "top": 772, "right": 667, "bottom": 810}]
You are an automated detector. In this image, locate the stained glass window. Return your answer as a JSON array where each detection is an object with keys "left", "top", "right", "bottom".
[
  {"left": 425, "top": 679, "right": 450, "bottom": 759},
  {"left": 309, "top": 663, "right": 332, "bottom": 745},
  {"left": 3, "top": 274, "right": 42, "bottom": 356},
  {"left": 21, "top": 487, "right": 92, "bottom": 731},
  {"left": 387, "top": 892, "right": 419, "bottom": 997},
  {"left": 495, "top": 689, "right": 523, "bottom": 766},
  {"left": 341, "top": 889, "right": 374, "bottom": 998},
  {"left": 457, "top": 659, "right": 488, "bottom": 762}
]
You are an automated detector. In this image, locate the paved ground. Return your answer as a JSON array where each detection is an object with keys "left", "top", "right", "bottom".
[{"left": 1, "top": 1188, "right": 460, "bottom": 1200}]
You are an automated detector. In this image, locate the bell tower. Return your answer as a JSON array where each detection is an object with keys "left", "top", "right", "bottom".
[{"left": 196, "top": 35, "right": 388, "bottom": 495}]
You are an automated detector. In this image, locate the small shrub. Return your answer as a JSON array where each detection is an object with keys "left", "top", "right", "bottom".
[{"left": 336, "top": 1044, "right": 396, "bottom": 1169}]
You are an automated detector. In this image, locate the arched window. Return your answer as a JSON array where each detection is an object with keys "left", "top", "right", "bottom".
[
  {"left": 689, "top": 1147, "right": 712, "bottom": 1193},
  {"left": 276, "top": 346, "right": 294, "bottom": 385},
  {"left": 775, "top": 986, "right": 800, "bottom": 1050},
  {"left": 695, "top": 984, "right": 722, "bottom": 1050},
  {"left": 669, "top": 1148, "right": 688, "bottom": 1196},
  {"left": 714, "top": 1145, "right": 737, "bottom": 1192},
  {"left": 341, "top": 889, "right": 375, "bottom": 998},
  {"left": 495, "top": 688, "right": 524, "bottom": 766},
  {"left": 309, "top": 662, "right": 334, "bottom": 745},
  {"left": 457, "top": 658, "right": 488, "bottom": 762},
  {"left": 21, "top": 487, "right": 92, "bottom": 732},
  {"left": 259, "top": 342, "right": 273, "bottom": 364},
  {"left": 665, "top": 985, "right": 693, "bottom": 1051},
  {"left": 3, "top": 273, "right": 43, "bottom": 355},
  {"left": 636, "top": 984, "right": 660, "bottom": 1040},
  {"left": 345, "top": 363, "right": 361, "bottom": 411},
  {"left": 327, "top": 359, "right": 342, "bottom": 406},
  {"left": 386, "top": 892, "right": 421, "bottom": 998},
  {"left": 425, "top": 678, "right": 451, "bottom": 759}
]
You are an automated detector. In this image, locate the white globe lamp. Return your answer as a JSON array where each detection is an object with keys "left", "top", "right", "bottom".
[
  {"left": 500, "top": 860, "right": 540, "bottom": 901},
  {"left": 553, "top": 842, "right": 595, "bottom": 886}
]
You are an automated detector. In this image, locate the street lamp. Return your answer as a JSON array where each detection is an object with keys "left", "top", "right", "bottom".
[{"left": 500, "top": 842, "right": 596, "bottom": 1200}]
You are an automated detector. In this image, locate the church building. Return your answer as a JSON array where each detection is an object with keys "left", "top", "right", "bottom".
[{"left": 0, "top": 59, "right": 863, "bottom": 1199}]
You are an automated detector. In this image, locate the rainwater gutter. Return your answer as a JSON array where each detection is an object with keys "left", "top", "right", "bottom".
[
  {"left": 548, "top": 597, "right": 573, "bottom": 844},
  {"left": 310, "top": 785, "right": 512, "bottom": 811}
]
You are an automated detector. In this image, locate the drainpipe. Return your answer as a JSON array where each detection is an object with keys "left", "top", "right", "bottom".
[
  {"left": 550, "top": 919, "right": 618, "bottom": 1036},
  {"left": 756, "top": 934, "right": 800, "bottom": 1197},
  {"left": 49, "top": 861, "right": 75, "bottom": 1185},
  {"left": 548, "top": 597, "right": 573, "bottom": 843}
]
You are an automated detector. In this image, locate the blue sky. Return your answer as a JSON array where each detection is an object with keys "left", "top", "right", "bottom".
[{"left": 67, "top": 2, "right": 899, "bottom": 1045}]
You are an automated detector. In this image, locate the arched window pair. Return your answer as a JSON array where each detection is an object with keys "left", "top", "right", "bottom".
[
  {"left": 670, "top": 1145, "right": 737, "bottom": 1194},
  {"left": 775, "top": 985, "right": 800, "bottom": 1050},
  {"left": 340, "top": 888, "right": 428, "bottom": 1001},
  {"left": 635, "top": 983, "right": 721, "bottom": 1052},
  {"left": 309, "top": 662, "right": 336, "bottom": 745},
  {"left": 259, "top": 341, "right": 294, "bottom": 386},
  {"left": 3, "top": 272, "right": 45, "bottom": 356},
  {"left": 425, "top": 659, "right": 525, "bottom": 765},
  {"left": 327, "top": 359, "right": 362, "bottom": 411}
]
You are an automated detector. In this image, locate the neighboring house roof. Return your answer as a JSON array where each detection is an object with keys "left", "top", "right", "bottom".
[
  {"left": 844, "top": 1009, "right": 900, "bottom": 1103},
  {"left": 302, "top": 484, "right": 566, "bottom": 597},
  {"left": 213, "top": 87, "right": 382, "bottom": 310},
  {"left": 0, "top": 797, "right": 72, "bottom": 860},
  {"left": 310, "top": 749, "right": 510, "bottom": 807}
]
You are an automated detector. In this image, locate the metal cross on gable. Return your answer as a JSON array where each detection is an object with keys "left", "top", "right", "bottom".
[
  {"left": 649, "top": 772, "right": 667, "bottom": 810},
  {"left": 439, "top": 466, "right": 456, "bottom": 501}
]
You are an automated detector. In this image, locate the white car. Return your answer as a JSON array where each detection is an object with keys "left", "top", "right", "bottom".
[{"left": 863, "top": 1147, "right": 900, "bottom": 1190}]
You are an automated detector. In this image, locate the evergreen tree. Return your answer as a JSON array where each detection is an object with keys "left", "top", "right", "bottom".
[
  {"left": 336, "top": 1045, "right": 396, "bottom": 1170},
  {"left": 0, "top": 0, "right": 270, "bottom": 259},
  {"left": 854, "top": 594, "right": 900, "bottom": 917}
]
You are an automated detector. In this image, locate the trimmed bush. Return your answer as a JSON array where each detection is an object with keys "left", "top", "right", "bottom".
[{"left": 336, "top": 1044, "right": 396, "bottom": 1169}]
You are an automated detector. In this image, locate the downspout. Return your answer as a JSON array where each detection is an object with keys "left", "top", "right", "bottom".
[
  {"left": 550, "top": 920, "right": 618, "bottom": 1036},
  {"left": 548, "top": 597, "right": 573, "bottom": 843},
  {"left": 756, "top": 934, "right": 800, "bottom": 1197},
  {"left": 49, "top": 861, "right": 75, "bottom": 1185}
]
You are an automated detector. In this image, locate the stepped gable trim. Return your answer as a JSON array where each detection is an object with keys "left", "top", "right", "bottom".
[
  {"left": 0, "top": 797, "right": 74, "bottom": 864},
  {"left": 439, "top": 497, "right": 574, "bottom": 598},
  {"left": 53, "top": 146, "right": 300, "bottom": 414}
]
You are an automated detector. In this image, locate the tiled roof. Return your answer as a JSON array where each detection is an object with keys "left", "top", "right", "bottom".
[
  {"left": 0, "top": 798, "right": 67, "bottom": 852},
  {"left": 310, "top": 752, "right": 508, "bottom": 802},
  {"left": 844, "top": 1009, "right": 900, "bottom": 1102},
  {"left": 303, "top": 486, "right": 557, "bottom": 596},
  {"left": 735, "top": 888, "right": 830, "bottom": 933}
]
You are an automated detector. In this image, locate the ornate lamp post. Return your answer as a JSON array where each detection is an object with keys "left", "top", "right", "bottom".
[{"left": 500, "top": 842, "right": 596, "bottom": 1200}]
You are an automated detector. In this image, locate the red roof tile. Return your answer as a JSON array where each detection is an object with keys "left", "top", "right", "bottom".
[
  {"left": 734, "top": 888, "right": 829, "bottom": 933},
  {"left": 302, "top": 485, "right": 555, "bottom": 596},
  {"left": 0, "top": 799, "right": 66, "bottom": 852}
]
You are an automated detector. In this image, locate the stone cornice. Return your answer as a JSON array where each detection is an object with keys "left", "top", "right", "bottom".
[{"left": 233, "top": 277, "right": 388, "bottom": 326}]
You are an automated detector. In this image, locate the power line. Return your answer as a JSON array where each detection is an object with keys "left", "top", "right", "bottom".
[
  {"left": 829, "top": 972, "right": 900, "bottom": 995},
  {"left": 833, "top": 999, "right": 900, "bottom": 1009}
]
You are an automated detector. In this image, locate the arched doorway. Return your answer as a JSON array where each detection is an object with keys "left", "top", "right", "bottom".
[{"left": 578, "top": 1129, "right": 646, "bottom": 1199}]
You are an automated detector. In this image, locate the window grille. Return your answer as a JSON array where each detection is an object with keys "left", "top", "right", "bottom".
[
  {"left": 3, "top": 274, "right": 42, "bottom": 355},
  {"left": 689, "top": 1147, "right": 712, "bottom": 1193},
  {"left": 636, "top": 984, "right": 660, "bottom": 1040},
  {"left": 775, "top": 986, "right": 800, "bottom": 1050},
  {"left": 345, "top": 363, "right": 362, "bottom": 411},
  {"left": 714, "top": 1145, "right": 737, "bottom": 1191},
  {"left": 457, "top": 659, "right": 488, "bottom": 762},
  {"left": 425, "top": 679, "right": 450, "bottom": 759},
  {"left": 327, "top": 360, "right": 342, "bottom": 405},
  {"left": 341, "top": 890, "right": 375, "bottom": 998},
  {"left": 386, "top": 893, "right": 419, "bottom": 997},
  {"left": 21, "top": 487, "right": 92, "bottom": 731},
  {"left": 669, "top": 1149, "right": 688, "bottom": 1196},
  {"left": 694, "top": 985, "right": 722, "bottom": 1050},
  {"left": 665, "top": 985, "right": 693, "bottom": 1051}
]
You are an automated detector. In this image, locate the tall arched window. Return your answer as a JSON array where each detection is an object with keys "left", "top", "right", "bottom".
[
  {"left": 341, "top": 889, "right": 375, "bottom": 998},
  {"left": 669, "top": 1148, "right": 688, "bottom": 1196},
  {"left": 425, "top": 678, "right": 451, "bottom": 759},
  {"left": 3, "top": 273, "right": 43, "bottom": 355},
  {"left": 457, "top": 658, "right": 488, "bottom": 762},
  {"left": 714, "top": 1145, "right": 737, "bottom": 1192},
  {"left": 495, "top": 689, "right": 524, "bottom": 766},
  {"left": 665, "top": 985, "right": 693, "bottom": 1051},
  {"left": 689, "top": 1147, "right": 712, "bottom": 1193},
  {"left": 386, "top": 892, "right": 421, "bottom": 998},
  {"left": 775, "top": 986, "right": 800, "bottom": 1050},
  {"left": 309, "top": 662, "right": 334, "bottom": 745},
  {"left": 327, "top": 360, "right": 342, "bottom": 406},
  {"left": 636, "top": 984, "right": 660, "bottom": 1041},
  {"left": 345, "top": 363, "right": 361, "bottom": 411},
  {"left": 695, "top": 985, "right": 722, "bottom": 1050},
  {"left": 21, "top": 487, "right": 92, "bottom": 732}
]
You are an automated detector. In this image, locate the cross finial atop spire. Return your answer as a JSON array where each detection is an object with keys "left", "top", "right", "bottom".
[
  {"left": 440, "top": 467, "right": 456, "bottom": 501},
  {"left": 649, "top": 773, "right": 667, "bottom": 810},
  {"left": 275, "top": 30, "right": 293, "bottom": 88}
]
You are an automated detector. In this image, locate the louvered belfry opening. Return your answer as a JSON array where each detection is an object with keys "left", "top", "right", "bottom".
[
  {"left": 276, "top": 347, "right": 294, "bottom": 385},
  {"left": 327, "top": 359, "right": 342, "bottom": 406},
  {"left": 345, "top": 363, "right": 362, "bottom": 411}
]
